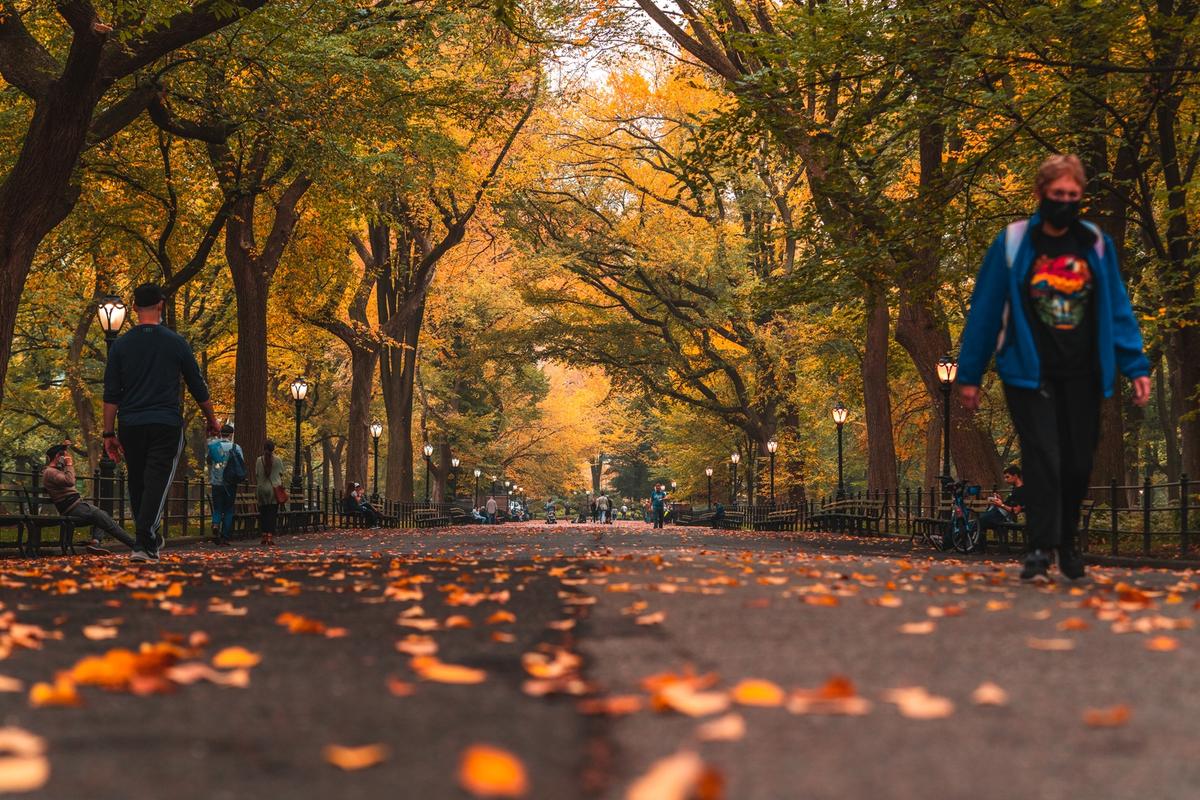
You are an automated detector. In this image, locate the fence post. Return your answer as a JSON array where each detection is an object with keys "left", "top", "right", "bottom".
[
  {"left": 904, "top": 487, "right": 912, "bottom": 538},
  {"left": 1181, "top": 473, "right": 1191, "bottom": 557},
  {"left": 1109, "top": 477, "right": 1119, "bottom": 556},
  {"left": 1142, "top": 474, "right": 1152, "bottom": 556}
]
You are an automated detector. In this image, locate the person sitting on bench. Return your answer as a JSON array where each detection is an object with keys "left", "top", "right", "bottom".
[
  {"left": 978, "top": 465, "right": 1026, "bottom": 540},
  {"left": 343, "top": 482, "right": 381, "bottom": 529},
  {"left": 41, "top": 441, "right": 136, "bottom": 555}
]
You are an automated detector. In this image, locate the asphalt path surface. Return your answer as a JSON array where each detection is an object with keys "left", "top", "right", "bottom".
[{"left": 0, "top": 521, "right": 1196, "bottom": 799}]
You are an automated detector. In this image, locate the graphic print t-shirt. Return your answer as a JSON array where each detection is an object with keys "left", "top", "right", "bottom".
[{"left": 1027, "top": 225, "right": 1096, "bottom": 378}]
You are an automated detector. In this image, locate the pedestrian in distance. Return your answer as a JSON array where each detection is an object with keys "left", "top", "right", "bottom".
[
  {"left": 486, "top": 495, "right": 498, "bottom": 524},
  {"left": 596, "top": 492, "right": 610, "bottom": 524},
  {"left": 41, "top": 441, "right": 136, "bottom": 555},
  {"left": 255, "top": 439, "right": 286, "bottom": 546},
  {"left": 651, "top": 483, "right": 668, "bottom": 529},
  {"left": 206, "top": 423, "right": 243, "bottom": 546},
  {"left": 101, "top": 282, "right": 220, "bottom": 563},
  {"left": 957, "top": 154, "right": 1151, "bottom": 583}
]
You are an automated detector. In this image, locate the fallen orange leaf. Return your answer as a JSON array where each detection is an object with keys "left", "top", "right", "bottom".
[
  {"left": 324, "top": 743, "right": 389, "bottom": 771},
  {"left": 626, "top": 750, "right": 705, "bottom": 800},
  {"left": 882, "top": 687, "right": 954, "bottom": 719},
  {"left": 0, "top": 727, "right": 49, "bottom": 792},
  {"left": 695, "top": 712, "right": 745, "bottom": 742},
  {"left": 1145, "top": 636, "right": 1179, "bottom": 652},
  {"left": 1084, "top": 705, "right": 1131, "bottom": 728},
  {"left": 458, "top": 744, "right": 529, "bottom": 798},
  {"left": 411, "top": 656, "right": 486, "bottom": 684},
  {"left": 29, "top": 676, "right": 81, "bottom": 708},
  {"left": 971, "top": 681, "right": 1008, "bottom": 706}
]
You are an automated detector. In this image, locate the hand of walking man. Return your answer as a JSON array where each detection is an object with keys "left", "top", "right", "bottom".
[
  {"left": 1131, "top": 375, "right": 1151, "bottom": 407},
  {"left": 957, "top": 384, "right": 980, "bottom": 412},
  {"left": 103, "top": 433, "right": 124, "bottom": 463}
]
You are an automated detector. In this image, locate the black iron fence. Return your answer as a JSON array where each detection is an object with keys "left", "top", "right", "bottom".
[{"left": 0, "top": 466, "right": 494, "bottom": 547}]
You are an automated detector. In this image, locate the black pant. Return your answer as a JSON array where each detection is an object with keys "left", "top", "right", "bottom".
[
  {"left": 1003, "top": 376, "right": 1101, "bottom": 552},
  {"left": 67, "top": 501, "right": 136, "bottom": 549},
  {"left": 653, "top": 507, "right": 664, "bottom": 529},
  {"left": 118, "top": 423, "right": 184, "bottom": 551},
  {"left": 259, "top": 502, "right": 279, "bottom": 534}
]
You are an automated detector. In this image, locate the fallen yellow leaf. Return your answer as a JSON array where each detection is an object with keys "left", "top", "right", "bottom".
[
  {"left": 731, "top": 679, "right": 784, "bottom": 707},
  {"left": 212, "top": 647, "right": 261, "bottom": 669},
  {"left": 971, "top": 681, "right": 1008, "bottom": 706}
]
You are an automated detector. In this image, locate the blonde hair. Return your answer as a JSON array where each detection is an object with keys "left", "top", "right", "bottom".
[{"left": 1035, "top": 154, "right": 1087, "bottom": 195}]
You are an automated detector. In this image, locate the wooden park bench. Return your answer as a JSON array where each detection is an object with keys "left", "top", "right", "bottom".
[
  {"left": 718, "top": 510, "right": 745, "bottom": 530},
  {"left": 811, "top": 497, "right": 886, "bottom": 535},
  {"left": 414, "top": 508, "right": 452, "bottom": 529},
  {"left": 231, "top": 493, "right": 325, "bottom": 538},
  {"left": 753, "top": 507, "right": 801, "bottom": 532}
]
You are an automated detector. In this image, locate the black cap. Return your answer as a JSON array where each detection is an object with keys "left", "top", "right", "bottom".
[
  {"left": 220, "top": 423, "right": 235, "bottom": 435},
  {"left": 45, "top": 444, "right": 67, "bottom": 462},
  {"left": 133, "top": 282, "right": 164, "bottom": 308}
]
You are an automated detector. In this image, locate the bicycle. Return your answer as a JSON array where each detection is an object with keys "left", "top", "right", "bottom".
[{"left": 940, "top": 476, "right": 984, "bottom": 553}]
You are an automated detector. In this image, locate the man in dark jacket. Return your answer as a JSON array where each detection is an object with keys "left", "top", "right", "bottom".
[
  {"left": 102, "top": 283, "right": 219, "bottom": 563},
  {"left": 957, "top": 155, "right": 1151, "bottom": 583}
]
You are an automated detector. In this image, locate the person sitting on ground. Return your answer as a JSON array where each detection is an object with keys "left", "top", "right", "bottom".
[
  {"left": 978, "top": 465, "right": 1027, "bottom": 542},
  {"left": 41, "top": 441, "right": 136, "bottom": 555}
]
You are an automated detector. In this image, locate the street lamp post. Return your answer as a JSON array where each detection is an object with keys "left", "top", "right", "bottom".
[
  {"left": 936, "top": 354, "right": 958, "bottom": 481},
  {"left": 450, "top": 457, "right": 460, "bottom": 501},
  {"left": 290, "top": 378, "right": 308, "bottom": 510},
  {"left": 473, "top": 468, "right": 482, "bottom": 507},
  {"left": 730, "top": 452, "right": 741, "bottom": 505},
  {"left": 705, "top": 467, "right": 713, "bottom": 509},
  {"left": 422, "top": 443, "right": 434, "bottom": 504},
  {"left": 832, "top": 401, "right": 849, "bottom": 500},
  {"left": 370, "top": 422, "right": 383, "bottom": 503},
  {"left": 766, "top": 439, "right": 778, "bottom": 506},
  {"left": 95, "top": 296, "right": 127, "bottom": 516}
]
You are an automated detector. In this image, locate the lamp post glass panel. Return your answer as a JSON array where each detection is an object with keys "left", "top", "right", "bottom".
[
  {"left": 370, "top": 422, "right": 383, "bottom": 503},
  {"left": 451, "top": 457, "right": 460, "bottom": 500},
  {"left": 730, "top": 452, "right": 740, "bottom": 504},
  {"left": 289, "top": 378, "right": 308, "bottom": 508},
  {"left": 95, "top": 296, "right": 128, "bottom": 514},
  {"left": 705, "top": 467, "right": 713, "bottom": 509},
  {"left": 424, "top": 443, "right": 439, "bottom": 501},
  {"left": 766, "top": 439, "right": 778, "bottom": 505},
  {"left": 832, "top": 402, "right": 848, "bottom": 499},
  {"left": 936, "top": 355, "right": 958, "bottom": 481}
]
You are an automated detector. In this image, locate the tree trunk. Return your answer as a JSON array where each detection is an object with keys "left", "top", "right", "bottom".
[
  {"left": 896, "top": 299, "right": 1002, "bottom": 485},
  {"left": 393, "top": 307, "right": 425, "bottom": 502},
  {"left": 66, "top": 297, "right": 100, "bottom": 471},
  {"left": 345, "top": 343, "right": 379, "bottom": 489},
  {"left": 862, "top": 290, "right": 898, "bottom": 489},
  {"left": 1156, "top": 357, "right": 1181, "bottom": 481},
  {"left": 228, "top": 254, "right": 270, "bottom": 470}
]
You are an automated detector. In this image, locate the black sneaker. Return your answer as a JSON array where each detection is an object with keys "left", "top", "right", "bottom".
[
  {"left": 130, "top": 548, "right": 160, "bottom": 564},
  {"left": 85, "top": 541, "right": 111, "bottom": 556},
  {"left": 1057, "top": 547, "right": 1086, "bottom": 581},
  {"left": 1020, "top": 550, "right": 1051, "bottom": 583}
]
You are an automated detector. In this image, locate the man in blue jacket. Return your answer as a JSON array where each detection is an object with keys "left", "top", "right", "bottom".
[{"left": 957, "top": 155, "right": 1151, "bottom": 583}]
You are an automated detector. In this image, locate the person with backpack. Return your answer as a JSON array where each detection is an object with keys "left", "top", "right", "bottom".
[
  {"left": 596, "top": 492, "right": 610, "bottom": 524},
  {"left": 957, "top": 154, "right": 1151, "bottom": 583},
  {"left": 102, "top": 283, "right": 220, "bottom": 562},
  {"left": 206, "top": 423, "right": 244, "bottom": 545}
]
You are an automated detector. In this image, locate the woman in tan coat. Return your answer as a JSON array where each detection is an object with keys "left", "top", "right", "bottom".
[{"left": 255, "top": 440, "right": 286, "bottom": 545}]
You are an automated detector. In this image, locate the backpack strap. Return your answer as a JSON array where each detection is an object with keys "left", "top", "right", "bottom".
[
  {"left": 1004, "top": 220, "right": 1028, "bottom": 269},
  {"left": 1080, "top": 220, "right": 1106, "bottom": 260}
]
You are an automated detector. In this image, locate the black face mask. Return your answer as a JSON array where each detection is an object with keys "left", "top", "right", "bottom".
[{"left": 1038, "top": 197, "right": 1081, "bottom": 229}]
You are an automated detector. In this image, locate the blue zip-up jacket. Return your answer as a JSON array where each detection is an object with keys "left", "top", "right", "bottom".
[{"left": 957, "top": 212, "right": 1150, "bottom": 397}]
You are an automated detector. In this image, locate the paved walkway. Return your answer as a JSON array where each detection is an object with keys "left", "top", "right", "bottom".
[{"left": 0, "top": 522, "right": 1195, "bottom": 798}]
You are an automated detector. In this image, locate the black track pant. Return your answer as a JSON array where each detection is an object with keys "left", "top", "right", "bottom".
[
  {"left": 118, "top": 423, "right": 184, "bottom": 551},
  {"left": 1003, "top": 376, "right": 1101, "bottom": 552}
]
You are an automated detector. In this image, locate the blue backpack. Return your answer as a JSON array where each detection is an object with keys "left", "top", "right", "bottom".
[{"left": 223, "top": 445, "right": 247, "bottom": 489}]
